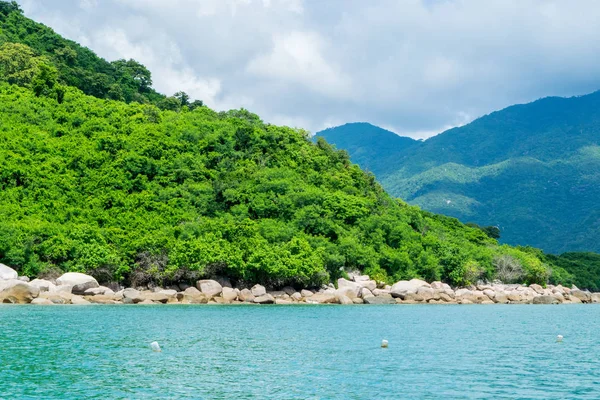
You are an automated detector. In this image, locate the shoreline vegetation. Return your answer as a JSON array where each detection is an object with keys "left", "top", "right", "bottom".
[{"left": 1, "top": 266, "right": 598, "bottom": 306}]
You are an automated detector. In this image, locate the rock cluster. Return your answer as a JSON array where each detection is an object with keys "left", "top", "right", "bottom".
[{"left": 1, "top": 264, "right": 599, "bottom": 306}]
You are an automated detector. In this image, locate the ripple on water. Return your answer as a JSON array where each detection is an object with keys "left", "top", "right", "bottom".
[{"left": 1, "top": 304, "right": 600, "bottom": 399}]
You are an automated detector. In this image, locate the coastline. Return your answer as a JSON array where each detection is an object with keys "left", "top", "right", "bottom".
[{"left": 1, "top": 265, "right": 599, "bottom": 306}]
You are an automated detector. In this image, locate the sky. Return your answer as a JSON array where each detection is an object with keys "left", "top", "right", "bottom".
[{"left": 16, "top": 0, "right": 600, "bottom": 139}]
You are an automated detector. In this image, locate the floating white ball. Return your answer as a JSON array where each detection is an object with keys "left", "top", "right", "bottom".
[
  {"left": 556, "top": 335, "right": 563, "bottom": 342},
  {"left": 381, "top": 339, "right": 389, "bottom": 348},
  {"left": 150, "top": 341, "right": 162, "bottom": 352}
]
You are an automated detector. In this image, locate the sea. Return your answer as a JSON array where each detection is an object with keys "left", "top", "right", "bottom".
[{"left": 1, "top": 304, "right": 599, "bottom": 399}]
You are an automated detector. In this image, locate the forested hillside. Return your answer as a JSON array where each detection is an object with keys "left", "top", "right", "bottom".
[
  {"left": 0, "top": 1, "right": 200, "bottom": 109},
  {"left": 0, "top": 0, "right": 583, "bottom": 289},
  {"left": 314, "top": 123, "right": 418, "bottom": 177},
  {"left": 319, "top": 93, "right": 600, "bottom": 255}
]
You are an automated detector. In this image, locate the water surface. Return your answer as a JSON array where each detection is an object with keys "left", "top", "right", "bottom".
[{"left": 1, "top": 304, "right": 599, "bottom": 399}]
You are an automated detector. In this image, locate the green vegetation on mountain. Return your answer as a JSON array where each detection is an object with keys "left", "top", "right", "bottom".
[
  {"left": 544, "top": 253, "right": 600, "bottom": 292},
  {"left": 2, "top": 80, "right": 571, "bottom": 288},
  {"left": 314, "top": 123, "right": 418, "bottom": 177},
  {"left": 318, "top": 93, "right": 600, "bottom": 256},
  {"left": 0, "top": 1, "right": 201, "bottom": 110},
  {"left": 0, "top": 1, "right": 582, "bottom": 289}
]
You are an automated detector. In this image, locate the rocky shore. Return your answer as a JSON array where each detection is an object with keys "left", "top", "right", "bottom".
[{"left": 1, "top": 264, "right": 599, "bottom": 305}]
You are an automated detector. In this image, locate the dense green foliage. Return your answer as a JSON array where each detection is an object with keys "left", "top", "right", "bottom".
[
  {"left": 319, "top": 94, "right": 600, "bottom": 255},
  {"left": 544, "top": 253, "right": 600, "bottom": 292},
  {"left": 0, "top": 1, "right": 201, "bottom": 110},
  {"left": 0, "top": 3, "right": 581, "bottom": 289},
  {"left": 0, "top": 81, "right": 571, "bottom": 288}
]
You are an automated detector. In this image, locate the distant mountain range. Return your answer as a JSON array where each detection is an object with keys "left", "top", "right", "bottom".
[{"left": 316, "top": 92, "right": 600, "bottom": 254}]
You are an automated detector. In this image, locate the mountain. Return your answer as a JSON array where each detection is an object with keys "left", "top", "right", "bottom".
[
  {"left": 0, "top": 1, "right": 574, "bottom": 289},
  {"left": 314, "top": 123, "right": 418, "bottom": 177},
  {"left": 318, "top": 93, "right": 600, "bottom": 255}
]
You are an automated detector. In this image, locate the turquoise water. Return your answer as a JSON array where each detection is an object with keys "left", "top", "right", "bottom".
[{"left": 1, "top": 304, "right": 599, "bottom": 399}]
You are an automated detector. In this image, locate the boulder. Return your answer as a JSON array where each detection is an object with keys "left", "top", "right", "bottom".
[
  {"left": 291, "top": 292, "right": 302, "bottom": 301},
  {"left": 529, "top": 284, "right": 545, "bottom": 294},
  {"left": 532, "top": 295, "right": 559, "bottom": 305},
  {"left": 282, "top": 286, "right": 296, "bottom": 296},
  {"left": 307, "top": 293, "right": 337, "bottom": 304},
  {"left": 356, "top": 280, "right": 377, "bottom": 292},
  {"left": 184, "top": 287, "right": 201, "bottom": 295},
  {"left": 239, "top": 288, "right": 255, "bottom": 302},
  {"left": 29, "top": 279, "right": 56, "bottom": 293},
  {"left": 352, "top": 298, "right": 364, "bottom": 304},
  {"left": 142, "top": 292, "right": 170, "bottom": 303},
  {"left": 275, "top": 299, "right": 293, "bottom": 305},
  {"left": 84, "top": 286, "right": 115, "bottom": 296},
  {"left": 253, "top": 294, "right": 275, "bottom": 304},
  {"left": 71, "top": 295, "right": 91, "bottom": 305},
  {"left": 159, "top": 289, "right": 178, "bottom": 297},
  {"left": 416, "top": 287, "right": 435, "bottom": 301},
  {"left": 0, "top": 280, "right": 40, "bottom": 303},
  {"left": 372, "top": 289, "right": 391, "bottom": 296},
  {"left": 568, "top": 295, "right": 582, "bottom": 304},
  {"left": 483, "top": 289, "right": 496, "bottom": 300},
  {"left": 363, "top": 296, "right": 396, "bottom": 305},
  {"left": 251, "top": 284, "right": 267, "bottom": 297},
  {"left": 18, "top": 276, "right": 30, "bottom": 282},
  {"left": 361, "top": 288, "right": 374, "bottom": 299},
  {"left": 196, "top": 280, "right": 223, "bottom": 297},
  {"left": 39, "top": 291, "right": 72, "bottom": 304},
  {"left": 493, "top": 292, "right": 510, "bottom": 304},
  {"left": 53, "top": 285, "right": 74, "bottom": 293},
  {"left": 56, "top": 273, "right": 99, "bottom": 295},
  {"left": 222, "top": 287, "right": 238, "bottom": 302},
  {"left": 139, "top": 299, "right": 155, "bottom": 305},
  {"left": 552, "top": 292, "right": 565, "bottom": 303},
  {"left": 591, "top": 293, "right": 600, "bottom": 303},
  {"left": 391, "top": 279, "right": 430, "bottom": 298},
  {"left": 337, "top": 278, "right": 362, "bottom": 298},
  {"left": 430, "top": 281, "right": 444, "bottom": 289},
  {"left": 300, "top": 289, "right": 314, "bottom": 298},
  {"left": 337, "top": 295, "right": 353, "bottom": 305},
  {"left": 31, "top": 298, "right": 54, "bottom": 305},
  {"left": 0, "top": 264, "right": 18, "bottom": 280},
  {"left": 570, "top": 290, "right": 591, "bottom": 303},
  {"left": 86, "top": 295, "right": 118, "bottom": 304},
  {"left": 122, "top": 288, "right": 144, "bottom": 303},
  {"left": 351, "top": 274, "right": 370, "bottom": 282}
]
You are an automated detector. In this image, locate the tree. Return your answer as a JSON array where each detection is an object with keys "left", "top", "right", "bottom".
[
  {"left": 173, "top": 91, "right": 189, "bottom": 107},
  {"left": 111, "top": 58, "right": 152, "bottom": 91},
  {"left": 0, "top": 43, "right": 44, "bottom": 86},
  {"left": 31, "top": 62, "right": 58, "bottom": 97}
]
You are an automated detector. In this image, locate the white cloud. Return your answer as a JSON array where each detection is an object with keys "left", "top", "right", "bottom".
[{"left": 17, "top": 0, "right": 600, "bottom": 137}]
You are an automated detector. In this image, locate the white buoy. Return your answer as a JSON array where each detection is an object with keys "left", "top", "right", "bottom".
[
  {"left": 381, "top": 339, "right": 389, "bottom": 348},
  {"left": 150, "top": 341, "right": 162, "bottom": 352},
  {"left": 556, "top": 335, "right": 563, "bottom": 343}
]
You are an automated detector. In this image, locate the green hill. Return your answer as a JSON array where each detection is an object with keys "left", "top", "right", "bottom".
[
  {"left": 319, "top": 93, "right": 600, "bottom": 256},
  {"left": 0, "top": 1, "right": 579, "bottom": 289},
  {"left": 314, "top": 123, "right": 418, "bottom": 177}
]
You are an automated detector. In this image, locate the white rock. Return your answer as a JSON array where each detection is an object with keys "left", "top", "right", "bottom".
[
  {"left": 239, "top": 288, "right": 255, "bottom": 302},
  {"left": 222, "top": 287, "right": 238, "bottom": 302},
  {"left": 0, "top": 264, "right": 18, "bottom": 280},
  {"left": 390, "top": 279, "right": 430, "bottom": 298},
  {"left": 337, "top": 278, "right": 362, "bottom": 298},
  {"left": 291, "top": 292, "right": 302, "bottom": 301},
  {"left": 196, "top": 280, "right": 223, "bottom": 297},
  {"left": 71, "top": 295, "right": 91, "bottom": 305},
  {"left": 300, "top": 289, "right": 314, "bottom": 298},
  {"left": 251, "top": 284, "right": 266, "bottom": 297},
  {"left": 31, "top": 298, "right": 54, "bottom": 305},
  {"left": 56, "top": 273, "right": 99, "bottom": 294},
  {"left": 0, "top": 279, "right": 40, "bottom": 303},
  {"left": 29, "top": 279, "right": 56, "bottom": 293},
  {"left": 357, "top": 280, "right": 377, "bottom": 292}
]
